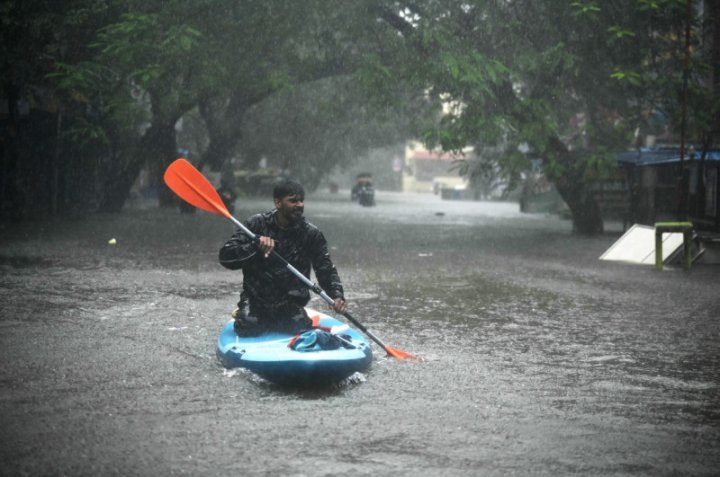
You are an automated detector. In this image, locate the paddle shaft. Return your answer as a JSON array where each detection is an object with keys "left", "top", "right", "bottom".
[{"left": 228, "top": 215, "right": 393, "bottom": 351}]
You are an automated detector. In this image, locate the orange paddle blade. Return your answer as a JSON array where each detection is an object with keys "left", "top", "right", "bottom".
[
  {"left": 384, "top": 346, "right": 423, "bottom": 362},
  {"left": 163, "top": 158, "right": 230, "bottom": 218}
]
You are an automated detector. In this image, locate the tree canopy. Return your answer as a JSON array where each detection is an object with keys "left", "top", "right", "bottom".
[
  {"left": 1, "top": 0, "right": 717, "bottom": 234},
  {"left": 369, "top": 0, "right": 718, "bottom": 233}
]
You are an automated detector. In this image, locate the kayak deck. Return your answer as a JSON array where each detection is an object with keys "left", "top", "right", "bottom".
[{"left": 216, "top": 309, "right": 372, "bottom": 386}]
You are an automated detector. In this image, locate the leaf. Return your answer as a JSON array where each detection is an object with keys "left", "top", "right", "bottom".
[
  {"left": 570, "top": 1, "right": 602, "bottom": 16},
  {"left": 607, "top": 26, "right": 636, "bottom": 40}
]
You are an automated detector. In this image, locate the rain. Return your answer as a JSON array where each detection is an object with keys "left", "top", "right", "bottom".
[{"left": 1, "top": 1, "right": 719, "bottom": 476}]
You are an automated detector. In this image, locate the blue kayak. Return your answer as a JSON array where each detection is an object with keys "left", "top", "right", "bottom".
[{"left": 216, "top": 308, "right": 373, "bottom": 386}]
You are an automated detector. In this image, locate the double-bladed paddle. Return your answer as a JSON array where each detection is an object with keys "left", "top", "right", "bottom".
[{"left": 163, "top": 158, "right": 420, "bottom": 361}]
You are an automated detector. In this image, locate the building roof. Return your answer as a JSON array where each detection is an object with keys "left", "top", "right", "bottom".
[
  {"left": 411, "top": 150, "right": 466, "bottom": 161},
  {"left": 618, "top": 147, "right": 720, "bottom": 166}
]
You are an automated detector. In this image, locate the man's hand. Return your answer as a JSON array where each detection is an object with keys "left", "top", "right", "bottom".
[
  {"left": 330, "top": 297, "right": 347, "bottom": 314},
  {"left": 256, "top": 236, "right": 275, "bottom": 258}
]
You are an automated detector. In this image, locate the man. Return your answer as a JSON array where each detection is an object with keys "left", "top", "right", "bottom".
[{"left": 219, "top": 179, "right": 347, "bottom": 336}]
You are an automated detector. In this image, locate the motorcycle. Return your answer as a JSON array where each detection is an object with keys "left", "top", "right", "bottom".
[{"left": 351, "top": 173, "right": 376, "bottom": 207}]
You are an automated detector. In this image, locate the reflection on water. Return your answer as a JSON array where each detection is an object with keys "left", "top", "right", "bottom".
[{"left": 1, "top": 190, "right": 719, "bottom": 475}]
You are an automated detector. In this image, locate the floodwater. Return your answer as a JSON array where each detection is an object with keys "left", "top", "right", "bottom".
[{"left": 1, "top": 190, "right": 719, "bottom": 476}]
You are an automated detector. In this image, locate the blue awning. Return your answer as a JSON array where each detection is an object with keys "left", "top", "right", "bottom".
[{"left": 618, "top": 148, "right": 720, "bottom": 166}]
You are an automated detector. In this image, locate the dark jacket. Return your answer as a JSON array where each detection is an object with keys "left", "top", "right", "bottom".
[{"left": 219, "top": 210, "right": 344, "bottom": 311}]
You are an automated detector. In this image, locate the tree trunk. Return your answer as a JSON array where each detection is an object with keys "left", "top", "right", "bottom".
[
  {"left": 97, "top": 113, "right": 184, "bottom": 212},
  {"left": 50, "top": 109, "right": 62, "bottom": 216},
  {"left": 1, "top": 82, "right": 24, "bottom": 221},
  {"left": 545, "top": 137, "right": 605, "bottom": 235},
  {"left": 97, "top": 128, "right": 150, "bottom": 213},
  {"left": 554, "top": 175, "right": 605, "bottom": 235},
  {"left": 131, "top": 121, "right": 179, "bottom": 208},
  {"left": 98, "top": 158, "right": 144, "bottom": 213},
  {"left": 711, "top": 0, "right": 720, "bottom": 137},
  {"left": 152, "top": 123, "right": 180, "bottom": 208},
  {"left": 198, "top": 93, "right": 250, "bottom": 172},
  {"left": 198, "top": 127, "right": 238, "bottom": 172},
  {"left": 198, "top": 85, "right": 279, "bottom": 172}
]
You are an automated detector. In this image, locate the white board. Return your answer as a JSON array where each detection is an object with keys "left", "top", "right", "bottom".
[{"left": 599, "top": 224, "right": 685, "bottom": 265}]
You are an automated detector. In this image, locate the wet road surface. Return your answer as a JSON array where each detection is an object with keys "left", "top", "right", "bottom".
[{"left": 1, "top": 191, "right": 719, "bottom": 476}]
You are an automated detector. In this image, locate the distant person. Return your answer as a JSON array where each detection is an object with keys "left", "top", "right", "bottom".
[
  {"left": 351, "top": 173, "right": 371, "bottom": 201},
  {"left": 217, "top": 179, "right": 237, "bottom": 214},
  {"left": 179, "top": 199, "right": 196, "bottom": 214},
  {"left": 219, "top": 179, "right": 347, "bottom": 335},
  {"left": 351, "top": 173, "right": 375, "bottom": 206},
  {"left": 357, "top": 179, "right": 375, "bottom": 207}
]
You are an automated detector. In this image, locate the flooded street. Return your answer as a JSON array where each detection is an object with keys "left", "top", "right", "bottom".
[{"left": 1, "top": 190, "right": 719, "bottom": 476}]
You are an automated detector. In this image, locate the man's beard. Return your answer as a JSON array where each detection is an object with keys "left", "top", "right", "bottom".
[{"left": 287, "top": 209, "right": 303, "bottom": 223}]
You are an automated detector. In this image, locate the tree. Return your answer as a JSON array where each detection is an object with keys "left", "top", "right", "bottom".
[
  {"left": 51, "top": 0, "right": 414, "bottom": 210},
  {"left": 2, "top": 1, "right": 437, "bottom": 217},
  {"left": 372, "top": 0, "right": 718, "bottom": 234},
  {"left": 195, "top": 0, "right": 417, "bottom": 175},
  {"left": 1, "top": 0, "right": 126, "bottom": 218},
  {"left": 236, "top": 75, "right": 435, "bottom": 190},
  {"left": 54, "top": 2, "right": 224, "bottom": 210},
  {"left": 14, "top": 0, "right": 714, "bottom": 224}
]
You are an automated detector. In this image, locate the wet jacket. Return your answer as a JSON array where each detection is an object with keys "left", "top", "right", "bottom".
[{"left": 219, "top": 210, "right": 344, "bottom": 311}]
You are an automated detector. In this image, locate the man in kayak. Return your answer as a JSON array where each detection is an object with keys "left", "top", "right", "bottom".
[{"left": 219, "top": 179, "right": 347, "bottom": 336}]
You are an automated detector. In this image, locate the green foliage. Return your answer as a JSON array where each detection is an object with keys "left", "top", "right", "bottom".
[
  {"left": 239, "top": 75, "right": 435, "bottom": 189},
  {"left": 609, "top": 69, "right": 643, "bottom": 86},
  {"left": 607, "top": 26, "right": 636, "bottom": 42},
  {"left": 370, "top": 0, "right": 714, "bottom": 166},
  {"left": 357, "top": 54, "right": 395, "bottom": 101},
  {"left": 46, "top": 0, "right": 241, "bottom": 171},
  {"left": 4, "top": 0, "right": 715, "bottom": 222},
  {"left": 570, "top": 1, "right": 601, "bottom": 14},
  {"left": 89, "top": 11, "right": 210, "bottom": 117},
  {"left": 359, "top": 0, "right": 717, "bottom": 232}
]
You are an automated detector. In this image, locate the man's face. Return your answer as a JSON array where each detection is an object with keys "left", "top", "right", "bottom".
[{"left": 274, "top": 194, "right": 304, "bottom": 224}]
